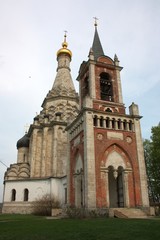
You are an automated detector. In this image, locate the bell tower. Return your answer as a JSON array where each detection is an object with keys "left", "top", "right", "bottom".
[
  {"left": 78, "top": 20, "right": 124, "bottom": 114},
  {"left": 67, "top": 21, "right": 149, "bottom": 210}
]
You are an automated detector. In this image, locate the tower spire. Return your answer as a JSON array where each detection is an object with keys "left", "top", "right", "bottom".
[
  {"left": 92, "top": 17, "right": 104, "bottom": 60},
  {"left": 49, "top": 32, "right": 77, "bottom": 98}
]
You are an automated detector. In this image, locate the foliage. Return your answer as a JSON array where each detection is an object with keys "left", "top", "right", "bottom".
[
  {"left": 144, "top": 124, "right": 160, "bottom": 204},
  {"left": 32, "top": 194, "right": 60, "bottom": 216},
  {"left": 0, "top": 214, "right": 160, "bottom": 240},
  {"left": 64, "top": 205, "right": 109, "bottom": 219}
]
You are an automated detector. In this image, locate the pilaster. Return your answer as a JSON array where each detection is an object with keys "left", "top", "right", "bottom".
[{"left": 83, "top": 111, "right": 96, "bottom": 208}]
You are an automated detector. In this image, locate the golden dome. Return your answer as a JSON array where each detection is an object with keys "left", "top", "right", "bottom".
[{"left": 57, "top": 33, "right": 72, "bottom": 58}]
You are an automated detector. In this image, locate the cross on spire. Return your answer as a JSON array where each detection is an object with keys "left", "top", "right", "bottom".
[
  {"left": 64, "top": 30, "right": 68, "bottom": 42},
  {"left": 93, "top": 17, "right": 99, "bottom": 27},
  {"left": 24, "top": 124, "right": 29, "bottom": 134}
]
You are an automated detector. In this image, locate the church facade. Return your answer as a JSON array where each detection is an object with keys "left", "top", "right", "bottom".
[{"left": 2, "top": 24, "right": 150, "bottom": 214}]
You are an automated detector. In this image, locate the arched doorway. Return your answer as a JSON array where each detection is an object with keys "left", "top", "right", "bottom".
[
  {"left": 117, "top": 167, "right": 124, "bottom": 207},
  {"left": 108, "top": 166, "right": 124, "bottom": 208}
]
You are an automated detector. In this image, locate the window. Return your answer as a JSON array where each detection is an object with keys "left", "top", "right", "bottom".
[
  {"left": 100, "top": 117, "right": 103, "bottom": 127},
  {"left": 11, "top": 189, "right": 16, "bottom": 201},
  {"left": 100, "top": 73, "right": 113, "bottom": 101},
  {"left": 129, "top": 120, "right": 133, "bottom": 131},
  {"left": 117, "top": 119, "right": 121, "bottom": 129},
  {"left": 106, "top": 117, "right": 110, "bottom": 128},
  {"left": 93, "top": 115, "right": 98, "bottom": 126},
  {"left": 24, "top": 188, "right": 29, "bottom": 201},
  {"left": 65, "top": 188, "right": 67, "bottom": 204},
  {"left": 83, "top": 76, "right": 89, "bottom": 97}
]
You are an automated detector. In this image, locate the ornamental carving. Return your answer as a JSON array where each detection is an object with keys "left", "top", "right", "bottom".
[{"left": 97, "top": 133, "right": 103, "bottom": 140}]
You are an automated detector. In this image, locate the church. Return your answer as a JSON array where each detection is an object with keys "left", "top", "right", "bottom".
[{"left": 2, "top": 22, "right": 150, "bottom": 216}]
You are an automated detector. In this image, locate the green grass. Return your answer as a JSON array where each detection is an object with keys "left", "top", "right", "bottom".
[{"left": 0, "top": 214, "right": 160, "bottom": 240}]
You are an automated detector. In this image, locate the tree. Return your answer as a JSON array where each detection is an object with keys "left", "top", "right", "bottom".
[{"left": 144, "top": 124, "right": 160, "bottom": 204}]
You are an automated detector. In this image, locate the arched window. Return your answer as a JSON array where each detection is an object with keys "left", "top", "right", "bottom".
[
  {"left": 93, "top": 115, "right": 98, "bottom": 126},
  {"left": 24, "top": 188, "right": 29, "bottom": 201},
  {"left": 105, "top": 107, "right": 112, "bottom": 112},
  {"left": 11, "top": 189, "right": 16, "bottom": 201},
  {"left": 129, "top": 120, "right": 133, "bottom": 131},
  {"left": 112, "top": 118, "right": 116, "bottom": 129},
  {"left": 100, "top": 116, "right": 104, "bottom": 127},
  {"left": 100, "top": 73, "right": 113, "bottom": 101},
  {"left": 123, "top": 120, "right": 127, "bottom": 130},
  {"left": 106, "top": 117, "right": 110, "bottom": 128},
  {"left": 117, "top": 119, "right": 121, "bottom": 130},
  {"left": 83, "top": 76, "right": 89, "bottom": 97}
]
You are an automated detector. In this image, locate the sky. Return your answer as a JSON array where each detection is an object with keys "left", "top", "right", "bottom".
[{"left": 0, "top": 0, "right": 160, "bottom": 202}]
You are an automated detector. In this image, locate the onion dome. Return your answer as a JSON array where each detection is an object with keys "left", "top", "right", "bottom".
[
  {"left": 17, "top": 134, "right": 29, "bottom": 149},
  {"left": 57, "top": 32, "right": 72, "bottom": 59}
]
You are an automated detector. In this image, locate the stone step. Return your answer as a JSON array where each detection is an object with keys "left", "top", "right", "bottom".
[
  {"left": 113, "top": 208, "right": 148, "bottom": 219},
  {"left": 114, "top": 210, "right": 128, "bottom": 218}
]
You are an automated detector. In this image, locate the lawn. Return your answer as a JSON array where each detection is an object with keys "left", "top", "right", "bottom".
[{"left": 0, "top": 214, "right": 160, "bottom": 240}]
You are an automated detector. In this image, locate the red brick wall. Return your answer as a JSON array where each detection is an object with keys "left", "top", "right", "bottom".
[{"left": 94, "top": 128, "right": 142, "bottom": 208}]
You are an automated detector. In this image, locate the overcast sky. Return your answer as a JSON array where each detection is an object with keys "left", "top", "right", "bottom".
[{"left": 0, "top": 0, "right": 160, "bottom": 202}]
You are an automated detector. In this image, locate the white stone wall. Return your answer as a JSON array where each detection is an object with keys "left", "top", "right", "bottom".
[{"left": 3, "top": 177, "right": 67, "bottom": 206}]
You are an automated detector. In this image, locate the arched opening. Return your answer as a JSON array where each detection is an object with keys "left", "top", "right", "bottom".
[
  {"left": 105, "top": 117, "right": 110, "bottom": 128},
  {"left": 117, "top": 119, "right": 121, "bottom": 129},
  {"left": 117, "top": 167, "right": 124, "bottom": 207},
  {"left": 108, "top": 166, "right": 124, "bottom": 208},
  {"left": 108, "top": 166, "right": 117, "bottom": 207},
  {"left": 11, "top": 189, "right": 16, "bottom": 201},
  {"left": 83, "top": 76, "right": 89, "bottom": 97},
  {"left": 100, "top": 72, "right": 113, "bottom": 101},
  {"left": 100, "top": 116, "right": 103, "bottom": 127},
  {"left": 24, "top": 188, "right": 29, "bottom": 201},
  {"left": 129, "top": 120, "right": 133, "bottom": 131},
  {"left": 93, "top": 115, "right": 98, "bottom": 126}
]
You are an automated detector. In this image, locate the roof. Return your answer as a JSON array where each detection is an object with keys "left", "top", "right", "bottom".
[{"left": 92, "top": 26, "right": 104, "bottom": 60}]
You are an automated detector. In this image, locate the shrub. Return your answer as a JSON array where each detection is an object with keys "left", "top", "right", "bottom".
[
  {"left": 32, "top": 194, "right": 60, "bottom": 216},
  {"left": 64, "top": 205, "right": 109, "bottom": 219}
]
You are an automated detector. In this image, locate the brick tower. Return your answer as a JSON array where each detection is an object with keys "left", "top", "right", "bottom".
[{"left": 67, "top": 22, "right": 149, "bottom": 210}]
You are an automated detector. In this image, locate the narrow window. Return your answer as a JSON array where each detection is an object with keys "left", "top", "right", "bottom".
[
  {"left": 106, "top": 118, "right": 110, "bottom": 128},
  {"left": 11, "top": 189, "right": 16, "bottom": 201},
  {"left": 93, "top": 115, "right": 98, "bottom": 126},
  {"left": 83, "top": 76, "right": 89, "bottom": 97},
  {"left": 65, "top": 188, "right": 67, "bottom": 204},
  {"left": 24, "top": 188, "right": 29, "bottom": 201},
  {"left": 129, "top": 120, "right": 133, "bottom": 131},
  {"left": 100, "top": 117, "right": 103, "bottom": 127},
  {"left": 117, "top": 119, "right": 121, "bottom": 129},
  {"left": 123, "top": 120, "right": 127, "bottom": 130},
  {"left": 112, "top": 119, "right": 115, "bottom": 129}
]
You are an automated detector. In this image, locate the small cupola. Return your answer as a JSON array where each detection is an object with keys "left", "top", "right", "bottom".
[
  {"left": 57, "top": 32, "right": 72, "bottom": 59},
  {"left": 17, "top": 134, "right": 29, "bottom": 149}
]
